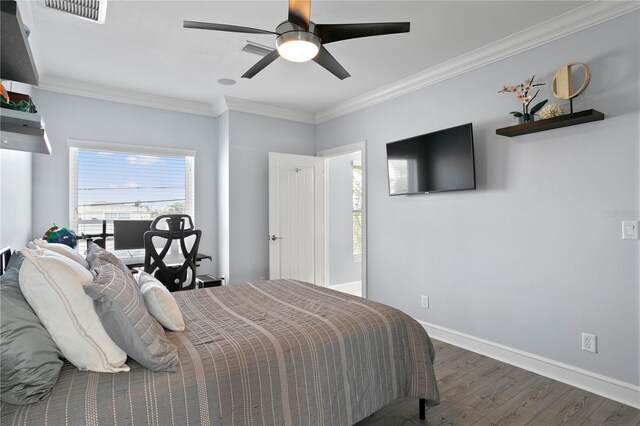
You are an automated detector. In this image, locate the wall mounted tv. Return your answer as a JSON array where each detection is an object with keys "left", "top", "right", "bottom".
[{"left": 386, "top": 123, "right": 476, "bottom": 195}]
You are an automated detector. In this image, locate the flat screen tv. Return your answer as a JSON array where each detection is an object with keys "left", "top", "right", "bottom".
[{"left": 386, "top": 123, "right": 476, "bottom": 195}]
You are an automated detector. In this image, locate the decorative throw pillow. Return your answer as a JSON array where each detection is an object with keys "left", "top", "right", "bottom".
[
  {"left": 85, "top": 263, "right": 179, "bottom": 371},
  {"left": 85, "top": 241, "right": 129, "bottom": 274},
  {"left": 137, "top": 272, "right": 185, "bottom": 331},
  {"left": 33, "top": 239, "right": 89, "bottom": 269},
  {"left": 1, "top": 252, "right": 64, "bottom": 405},
  {"left": 19, "top": 248, "right": 129, "bottom": 373}
]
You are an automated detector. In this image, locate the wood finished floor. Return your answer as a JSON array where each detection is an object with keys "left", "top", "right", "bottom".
[{"left": 356, "top": 339, "right": 640, "bottom": 426}]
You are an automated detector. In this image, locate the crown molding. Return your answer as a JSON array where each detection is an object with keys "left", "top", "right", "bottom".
[
  {"left": 223, "top": 96, "right": 316, "bottom": 124},
  {"left": 315, "top": 1, "right": 640, "bottom": 124},
  {"left": 212, "top": 96, "right": 230, "bottom": 117},
  {"left": 37, "top": 75, "right": 218, "bottom": 117},
  {"left": 36, "top": 75, "right": 315, "bottom": 123}
]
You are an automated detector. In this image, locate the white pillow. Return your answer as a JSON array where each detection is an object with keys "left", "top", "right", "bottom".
[
  {"left": 137, "top": 272, "right": 185, "bottom": 331},
  {"left": 33, "top": 239, "right": 89, "bottom": 269},
  {"left": 19, "top": 248, "right": 129, "bottom": 373}
]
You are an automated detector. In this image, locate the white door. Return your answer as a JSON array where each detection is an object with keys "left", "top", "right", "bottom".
[{"left": 269, "top": 152, "right": 324, "bottom": 285}]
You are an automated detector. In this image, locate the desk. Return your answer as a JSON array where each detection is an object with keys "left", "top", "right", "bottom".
[{"left": 115, "top": 251, "right": 212, "bottom": 269}]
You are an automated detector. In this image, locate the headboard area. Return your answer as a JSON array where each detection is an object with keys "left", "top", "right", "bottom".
[{"left": 1, "top": 245, "right": 12, "bottom": 276}]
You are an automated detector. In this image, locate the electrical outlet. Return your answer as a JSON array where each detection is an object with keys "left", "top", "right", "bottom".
[
  {"left": 421, "top": 295, "right": 429, "bottom": 309},
  {"left": 582, "top": 333, "right": 597, "bottom": 353}
]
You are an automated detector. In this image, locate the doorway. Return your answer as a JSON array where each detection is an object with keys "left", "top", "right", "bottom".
[{"left": 319, "top": 143, "right": 366, "bottom": 298}]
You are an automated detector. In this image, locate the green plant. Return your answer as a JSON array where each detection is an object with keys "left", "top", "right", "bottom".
[{"left": 499, "top": 75, "right": 548, "bottom": 122}]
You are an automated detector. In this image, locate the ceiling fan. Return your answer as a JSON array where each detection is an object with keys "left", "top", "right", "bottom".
[{"left": 184, "top": 0, "right": 410, "bottom": 80}]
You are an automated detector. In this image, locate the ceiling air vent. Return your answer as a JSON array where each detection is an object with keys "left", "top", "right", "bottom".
[
  {"left": 44, "top": 0, "right": 107, "bottom": 24},
  {"left": 241, "top": 41, "right": 272, "bottom": 57}
]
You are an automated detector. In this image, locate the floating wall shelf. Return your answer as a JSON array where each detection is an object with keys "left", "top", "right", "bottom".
[
  {"left": 0, "top": 108, "right": 51, "bottom": 155},
  {"left": 495, "top": 109, "right": 605, "bottom": 137},
  {"left": 1, "top": 1, "right": 39, "bottom": 85}
]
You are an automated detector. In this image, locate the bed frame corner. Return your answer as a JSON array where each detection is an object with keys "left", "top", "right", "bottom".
[{"left": 0, "top": 246, "right": 11, "bottom": 276}]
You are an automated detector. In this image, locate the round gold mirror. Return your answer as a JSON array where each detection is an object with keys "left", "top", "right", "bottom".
[{"left": 551, "top": 62, "right": 591, "bottom": 100}]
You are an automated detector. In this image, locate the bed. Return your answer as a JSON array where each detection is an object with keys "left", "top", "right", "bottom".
[{"left": 1, "top": 247, "right": 439, "bottom": 425}]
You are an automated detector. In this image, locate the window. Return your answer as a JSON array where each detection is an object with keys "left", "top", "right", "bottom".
[
  {"left": 352, "top": 161, "right": 362, "bottom": 258},
  {"left": 69, "top": 141, "right": 195, "bottom": 251}
]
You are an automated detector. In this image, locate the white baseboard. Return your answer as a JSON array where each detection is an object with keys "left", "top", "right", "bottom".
[{"left": 418, "top": 320, "right": 640, "bottom": 409}]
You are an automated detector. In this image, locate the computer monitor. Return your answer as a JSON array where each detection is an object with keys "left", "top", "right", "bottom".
[{"left": 113, "top": 220, "right": 153, "bottom": 250}]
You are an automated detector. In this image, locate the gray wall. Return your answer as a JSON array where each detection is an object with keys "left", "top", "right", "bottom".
[
  {"left": 315, "top": 12, "right": 640, "bottom": 385},
  {"left": 327, "top": 151, "right": 362, "bottom": 285},
  {"left": 29, "top": 89, "right": 218, "bottom": 275},
  {"left": 226, "top": 111, "right": 316, "bottom": 284},
  {"left": 0, "top": 149, "right": 33, "bottom": 249}
]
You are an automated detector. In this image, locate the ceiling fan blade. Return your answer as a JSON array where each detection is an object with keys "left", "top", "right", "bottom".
[
  {"left": 183, "top": 21, "right": 276, "bottom": 35},
  {"left": 315, "top": 22, "right": 410, "bottom": 44},
  {"left": 242, "top": 49, "right": 280, "bottom": 79},
  {"left": 313, "top": 46, "right": 350, "bottom": 80},
  {"left": 288, "top": 0, "right": 311, "bottom": 29}
]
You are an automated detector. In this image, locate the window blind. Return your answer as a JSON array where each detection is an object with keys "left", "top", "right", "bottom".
[{"left": 69, "top": 146, "right": 195, "bottom": 251}]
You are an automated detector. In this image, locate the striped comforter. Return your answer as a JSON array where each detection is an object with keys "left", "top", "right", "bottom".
[{"left": 0, "top": 279, "right": 439, "bottom": 425}]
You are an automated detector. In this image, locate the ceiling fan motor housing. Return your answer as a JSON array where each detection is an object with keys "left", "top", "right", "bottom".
[{"left": 275, "top": 21, "right": 321, "bottom": 62}]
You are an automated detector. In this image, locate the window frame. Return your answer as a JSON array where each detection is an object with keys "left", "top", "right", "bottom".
[{"left": 68, "top": 139, "right": 196, "bottom": 243}]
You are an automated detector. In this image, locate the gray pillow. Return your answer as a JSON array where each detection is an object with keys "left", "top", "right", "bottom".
[
  {"left": 85, "top": 241, "right": 130, "bottom": 275},
  {"left": 1, "top": 252, "right": 64, "bottom": 405},
  {"left": 84, "top": 262, "right": 178, "bottom": 371}
]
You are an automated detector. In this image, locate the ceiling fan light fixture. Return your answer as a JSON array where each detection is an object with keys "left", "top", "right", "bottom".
[{"left": 276, "top": 31, "right": 320, "bottom": 62}]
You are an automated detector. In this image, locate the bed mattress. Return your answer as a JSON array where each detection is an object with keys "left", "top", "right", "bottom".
[{"left": 1, "top": 279, "right": 439, "bottom": 425}]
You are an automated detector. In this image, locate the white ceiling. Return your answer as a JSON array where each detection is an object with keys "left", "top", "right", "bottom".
[{"left": 23, "top": 1, "right": 591, "bottom": 115}]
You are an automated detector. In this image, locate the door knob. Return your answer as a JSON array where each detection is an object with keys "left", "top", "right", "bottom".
[{"left": 270, "top": 235, "right": 284, "bottom": 241}]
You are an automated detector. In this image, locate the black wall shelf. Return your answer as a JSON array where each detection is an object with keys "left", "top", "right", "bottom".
[{"left": 496, "top": 109, "right": 605, "bottom": 137}]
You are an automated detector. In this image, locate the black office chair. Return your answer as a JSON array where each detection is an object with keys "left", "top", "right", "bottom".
[{"left": 143, "top": 214, "right": 202, "bottom": 292}]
